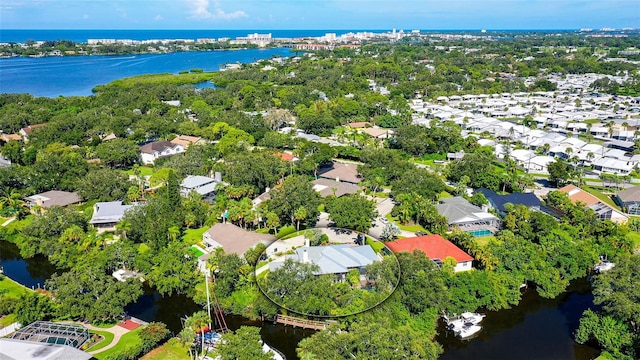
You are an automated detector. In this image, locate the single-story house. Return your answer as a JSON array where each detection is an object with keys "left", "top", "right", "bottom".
[
  {"left": 558, "top": 184, "right": 628, "bottom": 224},
  {"left": 269, "top": 244, "right": 380, "bottom": 281},
  {"left": 614, "top": 186, "right": 640, "bottom": 215},
  {"left": 318, "top": 162, "right": 362, "bottom": 184},
  {"left": 476, "top": 188, "right": 543, "bottom": 217},
  {"left": 436, "top": 197, "right": 500, "bottom": 236},
  {"left": 312, "top": 178, "right": 361, "bottom": 198},
  {"left": 25, "top": 190, "right": 82, "bottom": 209},
  {"left": 171, "top": 135, "right": 204, "bottom": 149},
  {"left": 139, "top": 140, "right": 185, "bottom": 165},
  {"left": 89, "top": 201, "right": 137, "bottom": 232},
  {"left": 592, "top": 157, "right": 635, "bottom": 176},
  {"left": 385, "top": 235, "right": 473, "bottom": 272},
  {"left": 202, "top": 223, "right": 276, "bottom": 256},
  {"left": 525, "top": 155, "right": 555, "bottom": 174},
  {"left": 361, "top": 127, "right": 393, "bottom": 139}
]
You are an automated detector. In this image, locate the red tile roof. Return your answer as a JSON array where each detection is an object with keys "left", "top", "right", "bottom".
[
  {"left": 274, "top": 152, "right": 296, "bottom": 162},
  {"left": 385, "top": 235, "right": 473, "bottom": 263}
]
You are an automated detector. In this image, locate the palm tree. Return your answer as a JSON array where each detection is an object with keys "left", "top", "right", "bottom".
[
  {"left": 185, "top": 311, "right": 210, "bottom": 357},
  {"left": 178, "top": 327, "right": 197, "bottom": 360},
  {"left": 294, "top": 206, "right": 307, "bottom": 231}
]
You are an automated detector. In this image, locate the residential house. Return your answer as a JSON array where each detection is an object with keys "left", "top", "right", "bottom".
[
  {"left": 558, "top": 184, "right": 628, "bottom": 223},
  {"left": 477, "top": 188, "right": 543, "bottom": 216},
  {"left": 202, "top": 223, "right": 276, "bottom": 256},
  {"left": 139, "top": 141, "right": 185, "bottom": 165},
  {"left": 312, "top": 178, "right": 361, "bottom": 198},
  {"left": 526, "top": 155, "right": 555, "bottom": 173},
  {"left": 614, "top": 186, "right": 640, "bottom": 215},
  {"left": 361, "top": 127, "right": 393, "bottom": 139},
  {"left": 18, "top": 124, "right": 46, "bottom": 141},
  {"left": 268, "top": 244, "right": 380, "bottom": 281},
  {"left": 436, "top": 197, "right": 500, "bottom": 236},
  {"left": 25, "top": 191, "right": 82, "bottom": 209},
  {"left": 592, "top": 157, "right": 635, "bottom": 175},
  {"left": 385, "top": 235, "right": 474, "bottom": 272},
  {"left": 89, "top": 201, "right": 137, "bottom": 232},
  {"left": 180, "top": 174, "right": 223, "bottom": 201},
  {"left": 318, "top": 162, "right": 362, "bottom": 184},
  {"left": 170, "top": 135, "right": 204, "bottom": 149}
]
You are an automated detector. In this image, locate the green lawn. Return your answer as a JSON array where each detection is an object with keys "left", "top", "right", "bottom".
[
  {"left": 182, "top": 226, "right": 209, "bottom": 245},
  {"left": 366, "top": 237, "right": 386, "bottom": 253},
  {"left": 0, "top": 314, "right": 17, "bottom": 327},
  {"left": 86, "top": 330, "right": 115, "bottom": 352},
  {"left": 141, "top": 338, "right": 190, "bottom": 360},
  {"left": 187, "top": 246, "right": 204, "bottom": 258},
  {"left": 626, "top": 231, "right": 640, "bottom": 251},
  {"left": 124, "top": 166, "right": 154, "bottom": 177},
  {"left": 582, "top": 186, "right": 620, "bottom": 209},
  {"left": 384, "top": 214, "right": 427, "bottom": 233},
  {"left": 91, "top": 322, "right": 118, "bottom": 329},
  {"left": 94, "top": 327, "right": 143, "bottom": 360},
  {"left": 0, "top": 276, "right": 32, "bottom": 297}
]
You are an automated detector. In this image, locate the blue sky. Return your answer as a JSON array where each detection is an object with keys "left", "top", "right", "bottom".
[{"left": 2, "top": 0, "right": 638, "bottom": 30}]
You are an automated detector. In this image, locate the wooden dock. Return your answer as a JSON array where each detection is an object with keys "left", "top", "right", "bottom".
[{"left": 274, "top": 314, "right": 334, "bottom": 331}]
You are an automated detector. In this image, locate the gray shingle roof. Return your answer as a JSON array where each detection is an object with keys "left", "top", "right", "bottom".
[{"left": 90, "top": 201, "right": 136, "bottom": 224}]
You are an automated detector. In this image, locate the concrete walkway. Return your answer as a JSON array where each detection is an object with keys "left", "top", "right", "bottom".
[
  {"left": 78, "top": 322, "right": 131, "bottom": 355},
  {"left": 1, "top": 217, "right": 16, "bottom": 227}
]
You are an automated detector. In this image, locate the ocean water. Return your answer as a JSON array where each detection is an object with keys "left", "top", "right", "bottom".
[{"left": 0, "top": 48, "right": 292, "bottom": 97}]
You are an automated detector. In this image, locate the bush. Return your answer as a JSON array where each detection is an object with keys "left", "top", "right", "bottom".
[{"left": 276, "top": 225, "right": 296, "bottom": 239}]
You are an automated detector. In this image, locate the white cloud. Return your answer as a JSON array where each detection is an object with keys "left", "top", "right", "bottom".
[
  {"left": 154, "top": 14, "right": 164, "bottom": 21},
  {"left": 185, "top": 0, "right": 247, "bottom": 20}
]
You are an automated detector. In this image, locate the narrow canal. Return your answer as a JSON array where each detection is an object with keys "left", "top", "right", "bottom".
[{"left": 1, "top": 240, "right": 601, "bottom": 359}]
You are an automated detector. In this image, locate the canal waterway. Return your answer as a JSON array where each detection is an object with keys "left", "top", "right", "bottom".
[
  {"left": 1, "top": 239, "right": 601, "bottom": 360},
  {"left": 0, "top": 48, "right": 292, "bottom": 97}
]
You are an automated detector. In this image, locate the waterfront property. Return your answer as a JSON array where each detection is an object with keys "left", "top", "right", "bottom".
[
  {"left": 386, "top": 235, "right": 474, "bottom": 272},
  {"left": 202, "top": 223, "right": 275, "bottom": 256},
  {"left": 2, "top": 321, "right": 92, "bottom": 360},
  {"left": 89, "top": 201, "right": 137, "bottom": 232},
  {"left": 25, "top": 190, "right": 82, "bottom": 209},
  {"left": 268, "top": 244, "right": 380, "bottom": 281}
]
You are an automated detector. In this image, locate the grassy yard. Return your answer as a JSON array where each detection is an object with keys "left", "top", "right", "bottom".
[
  {"left": 0, "top": 314, "right": 17, "bottom": 327},
  {"left": 94, "top": 327, "right": 143, "bottom": 360},
  {"left": 384, "top": 214, "right": 427, "bottom": 233},
  {"left": 182, "top": 226, "right": 209, "bottom": 245},
  {"left": 366, "top": 237, "right": 386, "bottom": 253},
  {"left": 582, "top": 186, "right": 620, "bottom": 209},
  {"left": 626, "top": 231, "right": 640, "bottom": 251},
  {"left": 124, "top": 166, "right": 154, "bottom": 177},
  {"left": 474, "top": 235, "right": 496, "bottom": 248},
  {"left": 0, "top": 276, "right": 32, "bottom": 297},
  {"left": 86, "top": 330, "right": 115, "bottom": 352},
  {"left": 141, "top": 338, "right": 190, "bottom": 360}
]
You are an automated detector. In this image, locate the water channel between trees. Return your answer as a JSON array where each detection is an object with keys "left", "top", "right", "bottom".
[{"left": 1, "top": 240, "right": 600, "bottom": 360}]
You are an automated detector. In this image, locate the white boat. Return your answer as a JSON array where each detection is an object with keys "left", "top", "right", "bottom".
[
  {"left": 453, "top": 323, "right": 482, "bottom": 338},
  {"left": 593, "top": 256, "right": 615, "bottom": 273},
  {"left": 460, "top": 312, "right": 485, "bottom": 324},
  {"left": 442, "top": 312, "right": 485, "bottom": 327}
]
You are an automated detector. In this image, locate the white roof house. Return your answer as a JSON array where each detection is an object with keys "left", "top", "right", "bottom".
[
  {"left": 180, "top": 175, "right": 224, "bottom": 200},
  {"left": 526, "top": 156, "right": 556, "bottom": 174},
  {"left": 592, "top": 157, "right": 635, "bottom": 175},
  {"left": 269, "top": 244, "right": 380, "bottom": 276}
]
